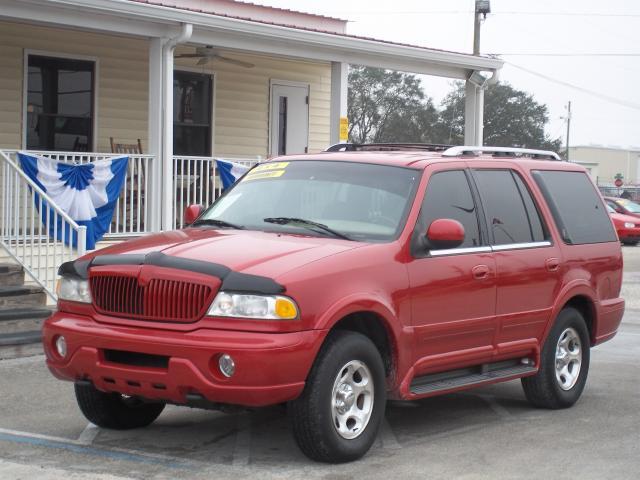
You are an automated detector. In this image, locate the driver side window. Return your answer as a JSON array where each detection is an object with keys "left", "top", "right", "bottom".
[{"left": 420, "top": 170, "right": 482, "bottom": 248}]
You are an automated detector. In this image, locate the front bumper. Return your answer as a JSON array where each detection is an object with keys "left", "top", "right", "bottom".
[
  {"left": 617, "top": 227, "right": 640, "bottom": 242},
  {"left": 43, "top": 313, "right": 325, "bottom": 407}
]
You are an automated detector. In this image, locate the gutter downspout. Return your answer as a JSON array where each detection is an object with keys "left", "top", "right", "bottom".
[
  {"left": 474, "top": 68, "right": 499, "bottom": 147},
  {"left": 162, "top": 23, "right": 192, "bottom": 231}
]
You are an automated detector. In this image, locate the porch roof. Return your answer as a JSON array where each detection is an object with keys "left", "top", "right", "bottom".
[{"left": 3, "top": 0, "right": 503, "bottom": 79}]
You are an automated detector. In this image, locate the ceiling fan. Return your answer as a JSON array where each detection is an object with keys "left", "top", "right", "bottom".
[{"left": 175, "top": 46, "right": 255, "bottom": 68}]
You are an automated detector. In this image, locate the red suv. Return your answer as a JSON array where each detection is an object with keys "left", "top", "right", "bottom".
[{"left": 44, "top": 145, "right": 625, "bottom": 463}]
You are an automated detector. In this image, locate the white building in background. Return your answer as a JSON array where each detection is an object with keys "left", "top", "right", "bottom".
[{"left": 570, "top": 145, "right": 640, "bottom": 186}]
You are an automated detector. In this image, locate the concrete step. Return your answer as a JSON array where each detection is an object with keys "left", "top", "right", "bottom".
[
  {"left": 0, "top": 264, "right": 24, "bottom": 287},
  {"left": 0, "top": 285, "right": 47, "bottom": 308},
  {"left": 0, "top": 307, "right": 54, "bottom": 335},
  {"left": 0, "top": 331, "right": 43, "bottom": 360}
]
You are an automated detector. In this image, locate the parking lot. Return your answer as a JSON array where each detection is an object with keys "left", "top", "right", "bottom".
[{"left": 1, "top": 249, "right": 639, "bottom": 480}]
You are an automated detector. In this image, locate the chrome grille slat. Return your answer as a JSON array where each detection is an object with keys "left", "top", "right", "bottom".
[{"left": 90, "top": 274, "right": 212, "bottom": 323}]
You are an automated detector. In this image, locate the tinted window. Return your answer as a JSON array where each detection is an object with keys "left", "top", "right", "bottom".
[
  {"left": 474, "top": 170, "right": 543, "bottom": 245},
  {"left": 512, "top": 172, "right": 547, "bottom": 242},
  {"left": 420, "top": 170, "right": 482, "bottom": 248},
  {"left": 532, "top": 170, "right": 617, "bottom": 244}
]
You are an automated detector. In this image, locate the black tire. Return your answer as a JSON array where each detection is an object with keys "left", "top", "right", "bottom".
[
  {"left": 622, "top": 241, "right": 638, "bottom": 246},
  {"left": 522, "top": 307, "right": 590, "bottom": 409},
  {"left": 74, "top": 382, "right": 165, "bottom": 430},
  {"left": 289, "top": 330, "right": 386, "bottom": 463}
]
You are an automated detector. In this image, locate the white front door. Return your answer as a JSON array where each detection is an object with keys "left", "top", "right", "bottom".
[{"left": 270, "top": 83, "right": 309, "bottom": 156}]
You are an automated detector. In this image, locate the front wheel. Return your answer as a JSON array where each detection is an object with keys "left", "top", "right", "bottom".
[
  {"left": 289, "top": 330, "right": 386, "bottom": 463},
  {"left": 622, "top": 240, "right": 638, "bottom": 246},
  {"left": 522, "top": 307, "right": 590, "bottom": 409},
  {"left": 74, "top": 382, "right": 165, "bottom": 430}
]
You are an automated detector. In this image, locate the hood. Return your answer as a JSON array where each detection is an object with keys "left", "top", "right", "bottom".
[
  {"left": 84, "top": 228, "right": 364, "bottom": 279},
  {"left": 610, "top": 212, "right": 640, "bottom": 225}
]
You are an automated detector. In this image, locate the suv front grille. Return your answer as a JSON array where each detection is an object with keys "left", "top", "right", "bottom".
[{"left": 90, "top": 274, "right": 213, "bottom": 322}]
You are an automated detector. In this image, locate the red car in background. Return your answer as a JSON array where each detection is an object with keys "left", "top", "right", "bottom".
[
  {"left": 607, "top": 205, "right": 640, "bottom": 245},
  {"left": 604, "top": 196, "right": 640, "bottom": 219}
]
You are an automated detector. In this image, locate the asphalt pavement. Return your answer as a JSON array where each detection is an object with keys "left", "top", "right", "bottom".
[{"left": 1, "top": 247, "right": 639, "bottom": 480}]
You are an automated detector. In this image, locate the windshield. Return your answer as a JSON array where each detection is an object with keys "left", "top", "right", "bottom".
[
  {"left": 200, "top": 160, "right": 420, "bottom": 242},
  {"left": 607, "top": 205, "right": 615, "bottom": 213},
  {"left": 617, "top": 199, "right": 640, "bottom": 213}
]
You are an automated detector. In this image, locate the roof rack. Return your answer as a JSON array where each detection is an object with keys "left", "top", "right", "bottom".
[
  {"left": 325, "top": 142, "right": 454, "bottom": 152},
  {"left": 442, "top": 146, "right": 561, "bottom": 161}
]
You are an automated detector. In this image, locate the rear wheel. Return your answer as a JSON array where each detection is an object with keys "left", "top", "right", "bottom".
[
  {"left": 522, "top": 307, "right": 590, "bottom": 409},
  {"left": 289, "top": 330, "right": 386, "bottom": 463},
  {"left": 622, "top": 240, "right": 638, "bottom": 246},
  {"left": 74, "top": 382, "right": 165, "bottom": 430}
]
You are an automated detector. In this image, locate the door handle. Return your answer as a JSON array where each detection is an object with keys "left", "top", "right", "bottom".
[
  {"left": 546, "top": 258, "right": 560, "bottom": 272},
  {"left": 472, "top": 264, "right": 490, "bottom": 280}
]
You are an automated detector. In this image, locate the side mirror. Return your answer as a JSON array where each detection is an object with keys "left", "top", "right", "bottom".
[
  {"left": 184, "top": 204, "right": 204, "bottom": 225},
  {"left": 426, "top": 219, "right": 465, "bottom": 250}
]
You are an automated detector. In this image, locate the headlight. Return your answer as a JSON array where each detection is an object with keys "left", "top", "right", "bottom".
[
  {"left": 56, "top": 277, "right": 92, "bottom": 303},
  {"left": 207, "top": 291, "right": 298, "bottom": 320},
  {"left": 625, "top": 222, "right": 635, "bottom": 228}
]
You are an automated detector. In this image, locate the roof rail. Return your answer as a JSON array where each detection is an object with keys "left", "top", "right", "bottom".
[
  {"left": 325, "top": 142, "right": 454, "bottom": 152},
  {"left": 442, "top": 145, "right": 561, "bottom": 161}
]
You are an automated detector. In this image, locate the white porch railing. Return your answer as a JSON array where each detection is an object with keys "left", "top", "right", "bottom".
[
  {"left": 0, "top": 151, "right": 87, "bottom": 299},
  {"left": 1, "top": 150, "right": 155, "bottom": 237},
  {"left": 21, "top": 150, "right": 152, "bottom": 236},
  {"left": 172, "top": 155, "right": 260, "bottom": 229}
]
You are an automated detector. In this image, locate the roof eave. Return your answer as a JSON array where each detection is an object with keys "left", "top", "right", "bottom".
[{"left": 10, "top": 0, "right": 503, "bottom": 78}]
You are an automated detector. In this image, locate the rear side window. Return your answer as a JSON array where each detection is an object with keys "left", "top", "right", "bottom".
[
  {"left": 420, "top": 170, "right": 482, "bottom": 247},
  {"left": 473, "top": 169, "right": 546, "bottom": 245},
  {"left": 532, "top": 170, "right": 617, "bottom": 244}
]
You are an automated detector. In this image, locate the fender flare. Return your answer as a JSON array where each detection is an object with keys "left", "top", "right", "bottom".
[
  {"left": 540, "top": 280, "right": 598, "bottom": 346},
  {"left": 313, "top": 293, "right": 409, "bottom": 383}
]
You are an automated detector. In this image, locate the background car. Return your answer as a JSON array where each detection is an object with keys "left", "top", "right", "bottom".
[
  {"left": 604, "top": 196, "right": 640, "bottom": 219},
  {"left": 607, "top": 205, "right": 640, "bottom": 245}
]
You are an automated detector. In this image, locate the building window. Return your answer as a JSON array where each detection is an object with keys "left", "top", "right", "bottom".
[
  {"left": 26, "top": 55, "right": 95, "bottom": 151},
  {"left": 173, "top": 71, "right": 213, "bottom": 156}
]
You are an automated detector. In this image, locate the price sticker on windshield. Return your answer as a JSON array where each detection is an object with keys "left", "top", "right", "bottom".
[
  {"left": 243, "top": 169, "right": 286, "bottom": 181},
  {"left": 252, "top": 162, "right": 289, "bottom": 172}
]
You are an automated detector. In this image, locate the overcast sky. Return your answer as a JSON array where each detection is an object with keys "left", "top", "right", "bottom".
[{"left": 252, "top": 0, "right": 640, "bottom": 149}]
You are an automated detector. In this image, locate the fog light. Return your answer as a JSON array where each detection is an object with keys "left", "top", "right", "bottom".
[
  {"left": 218, "top": 354, "right": 235, "bottom": 378},
  {"left": 55, "top": 335, "right": 67, "bottom": 358}
]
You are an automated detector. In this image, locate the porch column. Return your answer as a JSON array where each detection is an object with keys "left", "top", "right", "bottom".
[
  {"left": 330, "top": 62, "right": 348, "bottom": 145},
  {"left": 161, "top": 24, "right": 192, "bottom": 231},
  {"left": 147, "top": 38, "right": 163, "bottom": 232},
  {"left": 464, "top": 81, "right": 484, "bottom": 146}
]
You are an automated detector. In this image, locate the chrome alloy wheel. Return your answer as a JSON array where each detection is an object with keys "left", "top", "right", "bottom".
[
  {"left": 331, "top": 360, "right": 374, "bottom": 440},
  {"left": 555, "top": 327, "right": 582, "bottom": 391}
]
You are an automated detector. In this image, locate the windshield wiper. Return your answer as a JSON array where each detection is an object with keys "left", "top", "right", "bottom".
[
  {"left": 191, "top": 218, "right": 245, "bottom": 230},
  {"left": 263, "top": 217, "right": 351, "bottom": 240}
]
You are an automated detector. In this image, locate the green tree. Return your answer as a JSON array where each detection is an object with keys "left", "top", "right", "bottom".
[
  {"left": 437, "top": 81, "right": 562, "bottom": 151},
  {"left": 348, "top": 66, "right": 440, "bottom": 144}
]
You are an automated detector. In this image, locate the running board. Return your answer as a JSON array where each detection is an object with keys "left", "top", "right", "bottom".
[{"left": 410, "top": 359, "right": 537, "bottom": 396}]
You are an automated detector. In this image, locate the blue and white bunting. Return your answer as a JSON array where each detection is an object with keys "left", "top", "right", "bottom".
[
  {"left": 215, "top": 159, "right": 250, "bottom": 190},
  {"left": 18, "top": 152, "right": 129, "bottom": 250}
]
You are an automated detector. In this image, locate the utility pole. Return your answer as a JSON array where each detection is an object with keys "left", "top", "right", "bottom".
[
  {"left": 465, "top": 1, "right": 491, "bottom": 146},
  {"left": 473, "top": 1, "right": 490, "bottom": 54},
  {"left": 566, "top": 101, "right": 572, "bottom": 161}
]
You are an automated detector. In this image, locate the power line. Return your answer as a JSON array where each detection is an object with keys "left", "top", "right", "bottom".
[
  {"left": 327, "top": 10, "right": 640, "bottom": 17},
  {"left": 506, "top": 62, "right": 640, "bottom": 112},
  {"left": 492, "top": 53, "right": 640, "bottom": 57}
]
